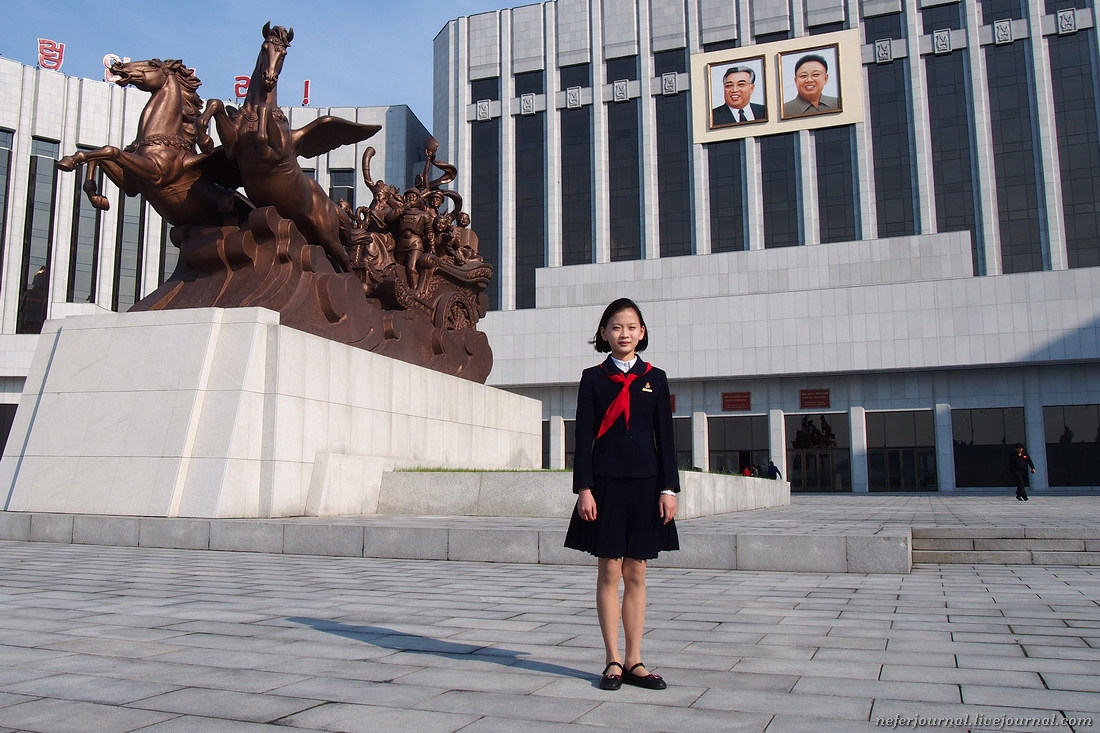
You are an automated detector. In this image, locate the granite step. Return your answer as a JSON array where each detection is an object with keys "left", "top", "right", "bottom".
[{"left": 911, "top": 527, "right": 1100, "bottom": 565}]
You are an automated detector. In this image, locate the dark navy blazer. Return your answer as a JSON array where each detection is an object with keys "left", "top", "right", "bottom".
[{"left": 572, "top": 357, "right": 680, "bottom": 493}]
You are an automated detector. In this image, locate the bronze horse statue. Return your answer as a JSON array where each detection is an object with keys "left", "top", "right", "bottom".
[
  {"left": 58, "top": 58, "right": 243, "bottom": 226},
  {"left": 199, "top": 23, "right": 379, "bottom": 271}
]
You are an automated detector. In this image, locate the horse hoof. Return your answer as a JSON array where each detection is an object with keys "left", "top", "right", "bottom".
[
  {"left": 58, "top": 156, "right": 77, "bottom": 171},
  {"left": 91, "top": 196, "right": 111, "bottom": 211}
]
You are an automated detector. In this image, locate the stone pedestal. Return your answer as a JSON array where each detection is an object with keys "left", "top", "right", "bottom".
[{"left": 0, "top": 308, "right": 541, "bottom": 518}]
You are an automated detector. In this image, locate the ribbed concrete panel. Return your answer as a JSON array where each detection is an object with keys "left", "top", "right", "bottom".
[
  {"left": 650, "top": 0, "right": 688, "bottom": 52},
  {"left": 699, "top": 0, "right": 739, "bottom": 46},
  {"left": 557, "top": 0, "right": 592, "bottom": 66},
  {"left": 752, "top": 2, "right": 791, "bottom": 37},
  {"left": 863, "top": 0, "right": 903, "bottom": 17},
  {"left": 603, "top": 0, "right": 639, "bottom": 59},
  {"left": 512, "top": 4, "right": 547, "bottom": 73},
  {"left": 468, "top": 11, "right": 502, "bottom": 80},
  {"left": 806, "top": 0, "right": 847, "bottom": 28}
]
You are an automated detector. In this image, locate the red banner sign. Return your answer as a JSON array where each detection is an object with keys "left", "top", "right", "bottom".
[
  {"left": 799, "top": 389, "right": 831, "bottom": 409},
  {"left": 721, "top": 392, "right": 751, "bottom": 411}
]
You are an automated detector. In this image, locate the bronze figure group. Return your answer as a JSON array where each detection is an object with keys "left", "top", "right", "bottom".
[{"left": 58, "top": 24, "right": 493, "bottom": 381}]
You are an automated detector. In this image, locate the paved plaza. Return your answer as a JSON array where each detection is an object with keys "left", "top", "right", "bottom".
[{"left": 0, "top": 496, "right": 1098, "bottom": 732}]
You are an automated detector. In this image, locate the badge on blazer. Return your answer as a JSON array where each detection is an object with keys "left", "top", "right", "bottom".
[{"left": 642, "top": 382, "right": 653, "bottom": 392}]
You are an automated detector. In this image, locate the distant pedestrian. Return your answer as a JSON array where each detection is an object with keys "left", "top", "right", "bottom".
[
  {"left": 1009, "top": 443, "right": 1035, "bottom": 501},
  {"left": 767, "top": 461, "right": 782, "bottom": 480}
]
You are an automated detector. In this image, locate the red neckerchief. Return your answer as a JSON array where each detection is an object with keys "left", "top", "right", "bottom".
[{"left": 596, "top": 361, "right": 653, "bottom": 440}]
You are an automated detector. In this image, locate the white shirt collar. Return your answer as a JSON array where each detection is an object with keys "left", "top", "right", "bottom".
[
  {"left": 729, "top": 104, "right": 756, "bottom": 121},
  {"left": 610, "top": 355, "right": 637, "bottom": 372}
]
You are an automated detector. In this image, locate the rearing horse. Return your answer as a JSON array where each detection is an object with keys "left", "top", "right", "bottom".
[
  {"left": 200, "top": 23, "right": 380, "bottom": 272},
  {"left": 58, "top": 58, "right": 241, "bottom": 226}
]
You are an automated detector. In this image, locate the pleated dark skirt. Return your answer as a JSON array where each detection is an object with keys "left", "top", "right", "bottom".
[{"left": 564, "top": 475, "right": 679, "bottom": 560}]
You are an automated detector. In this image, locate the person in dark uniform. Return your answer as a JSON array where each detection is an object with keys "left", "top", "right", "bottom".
[
  {"left": 565, "top": 298, "right": 679, "bottom": 692},
  {"left": 1009, "top": 443, "right": 1035, "bottom": 501}
]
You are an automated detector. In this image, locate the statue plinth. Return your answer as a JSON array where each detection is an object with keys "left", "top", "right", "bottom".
[{"left": 0, "top": 308, "right": 539, "bottom": 518}]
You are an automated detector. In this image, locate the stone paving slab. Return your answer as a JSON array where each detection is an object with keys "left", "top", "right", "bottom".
[{"left": 0, "top": 537, "right": 1097, "bottom": 732}]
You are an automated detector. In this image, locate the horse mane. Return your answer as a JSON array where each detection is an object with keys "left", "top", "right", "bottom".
[
  {"left": 152, "top": 59, "right": 204, "bottom": 144},
  {"left": 265, "top": 25, "right": 293, "bottom": 47}
]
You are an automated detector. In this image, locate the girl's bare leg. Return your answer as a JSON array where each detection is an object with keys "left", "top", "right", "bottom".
[
  {"left": 596, "top": 557, "right": 624, "bottom": 664},
  {"left": 622, "top": 557, "right": 650, "bottom": 674}
]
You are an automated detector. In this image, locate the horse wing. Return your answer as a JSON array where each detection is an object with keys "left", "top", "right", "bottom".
[{"left": 293, "top": 116, "right": 381, "bottom": 159}]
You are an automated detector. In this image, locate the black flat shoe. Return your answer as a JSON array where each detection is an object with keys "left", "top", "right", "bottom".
[
  {"left": 599, "top": 662, "right": 623, "bottom": 690},
  {"left": 623, "top": 662, "right": 666, "bottom": 690}
]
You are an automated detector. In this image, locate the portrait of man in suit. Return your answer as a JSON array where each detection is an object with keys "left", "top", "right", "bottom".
[
  {"left": 710, "top": 60, "right": 766, "bottom": 128},
  {"left": 781, "top": 48, "right": 842, "bottom": 119}
]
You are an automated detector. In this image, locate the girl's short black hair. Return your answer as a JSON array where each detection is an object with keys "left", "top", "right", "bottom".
[{"left": 591, "top": 297, "right": 649, "bottom": 353}]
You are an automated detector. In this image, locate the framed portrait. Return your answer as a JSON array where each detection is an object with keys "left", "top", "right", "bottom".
[
  {"left": 707, "top": 56, "right": 767, "bottom": 129},
  {"left": 690, "top": 29, "right": 863, "bottom": 143},
  {"left": 779, "top": 44, "right": 843, "bottom": 120}
]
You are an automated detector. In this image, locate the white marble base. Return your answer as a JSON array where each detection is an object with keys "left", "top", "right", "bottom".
[{"left": 0, "top": 308, "right": 541, "bottom": 518}]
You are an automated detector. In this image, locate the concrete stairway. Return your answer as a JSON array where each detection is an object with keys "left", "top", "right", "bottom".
[{"left": 912, "top": 527, "right": 1100, "bottom": 565}]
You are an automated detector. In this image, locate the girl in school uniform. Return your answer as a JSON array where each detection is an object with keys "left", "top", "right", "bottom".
[{"left": 564, "top": 297, "right": 680, "bottom": 691}]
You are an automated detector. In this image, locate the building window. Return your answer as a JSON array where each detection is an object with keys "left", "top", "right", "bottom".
[
  {"left": 815, "top": 126, "right": 859, "bottom": 243},
  {"left": 112, "top": 195, "right": 145, "bottom": 312},
  {"left": 0, "top": 129, "right": 15, "bottom": 292},
  {"left": 673, "top": 416, "right": 692, "bottom": 470},
  {"left": 951, "top": 407, "right": 1025, "bottom": 487},
  {"left": 0, "top": 403, "right": 17, "bottom": 455},
  {"left": 328, "top": 169, "right": 355, "bottom": 210},
  {"left": 922, "top": 3, "right": 981, "bottom": 273},
  {"left": 1047, "top": 17, "right": 1100, "bottom": 268},
  {"left": 786, "top": 413, "right": 851, "bottom": 491},
  {"left": 560, "top": 64, "right": 593, "bottom": 266},
  {"left": 470, "top": 77, "right": 501, "bottom": 308},
  {"left": 1044, "top": 404, "right": 1100, "bottom": 487},
  {"left": 18, "top": 138, "right": 60, "bottom": 334},
  {"left": 67, "top": 146, "right": 100, "bottom": 304},
  {"left": 515, "top": 71, "right": 546, "bottom": 309},
  {"left": 708, "top": 140, "right": 745, "bottom": 252},
  {"left": 654, "top": 50, "right": 691, "bottom": 258},
  {"left": 864, "top": 13, "right": 917, "bottom": 239},
  {"left": 709, "top": 414, "right": 769, "bottom": 475},
  {"left": 606, "top": 56, "right": 641, "bottom": 262},
  {"left": 866, "top": 410, "right": 937, "bottom": 491},
  {"left": 761, "top": 133, "right": 800, "bottom": 247},
  {"left": 981, "top": 0, "right": 1044, "bottom": 273}
]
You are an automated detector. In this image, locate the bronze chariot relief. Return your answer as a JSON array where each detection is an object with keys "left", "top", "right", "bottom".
[{"left": 59, "top": 23, "right": 493, "bottom": 382}]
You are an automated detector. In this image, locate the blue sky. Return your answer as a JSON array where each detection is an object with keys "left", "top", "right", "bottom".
[{"left": 0, "top": 0, "right": 523, "bottom": 128}]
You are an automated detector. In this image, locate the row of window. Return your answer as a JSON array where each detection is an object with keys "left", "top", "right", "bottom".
[
  {"left": 469, "top": 1, "right": 1100, "bottom": 309},
  {"left": 546, "top": 404, "right": 1100, "bottom": 491}
]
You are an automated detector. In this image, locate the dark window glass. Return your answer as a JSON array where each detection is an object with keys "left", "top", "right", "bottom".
[
  {"left": 112, "top": 195, "right": 145, "bottom": 312},
  {"left": 0, "top": 130, "right": 17, "bottom": 293},
  {"left": 1048, "top": 25, "right": 1100, "bottom": 269},
  {"left": 755, "top": 31, "right": 791, "bottom": 45},
  {"left": 607, "top": 57, "right": 641, "bottom": 261},
  {"left": 515, "top": 72, "right": 545, "bottom": 309},
  {"left": 708, "top": 415, "right": 770, "bottom": 474},
  {"left": 786, "top": 413, "right": 851, "bottom": 492},
  {"left": 673, "top": 416, "right": 692, "bottom": 470},
  {"left": 328, "top": 169, "right": 355, "bottom": 209},
  {"left": 1045, "top": 0, "right": 1088, "bottom": 11},
  {"left": 708, "top": 140, "right": 745, "bottom": 252},
  {"left": 815, "top": 126, "right": 858, "bottom": 243},
  {"left": 0, "top": 403, "right": 18, "bottom": 455},
  {"left": 702, "top": 40, "right": 739, "bottom": 54},
  {"left": 809, "top": 21, "right": 847, "bottom": 35},
  {"left": 301, "top": 168, "right": 316, "bottom": 181},
  {"left": 921, "top": 3, "right": 963, "bottom": 32},
  {"left": 654, "top": 50, "right": 691, "bottom": 257},
  {"left": 924, "top": 43, "right": 981, "bottom": 272},
  {"left": 985, "top": 39, "right": 1044, "bottom": 273},
  {"left": 1043, "top": 405, "right": 1100, "bottom": 486},
  {"left": 866, "top": 411, "right": 937, "bottom": 491},
  {"left": 18, "top": 139, "right": 59, "bottom": 333},
  {"left": 867, "top": 58, "right": 917, "bottom": 237},
  {"left": 862, "top": 12, "right": 903, "bottom": 40},
  {"left": 471, "top": 78, "right": 501, "bottom": 308},
  {"left": 761, "top": 133, "right": 800, "bottom": 247},
  {"left": 68, "top": 147, "right": 100, "bottom": 303},
  {"left": 981, "top": 0, "right": 1025, "bottom": 22},
  {"left": 560, "top": 65, "right": 593, "bottom": 266},
  {"left": 951, "top": 407, "right": 1026, "bottom": 487},
  {"left": 564, "top": 418, "right": 575, "bottom": 469}
]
